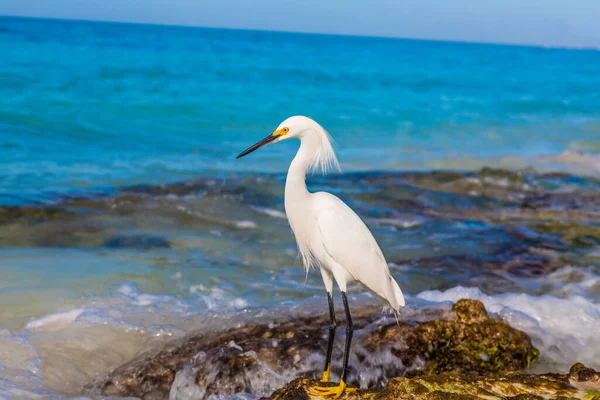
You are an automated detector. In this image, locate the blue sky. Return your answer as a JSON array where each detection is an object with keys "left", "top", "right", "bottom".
[{"left": 1, "top": 0, "right": 599, "bottom": 47}]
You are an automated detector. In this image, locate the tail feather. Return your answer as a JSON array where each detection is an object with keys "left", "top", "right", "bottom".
[
  {"left": 358, "top": 273, "right": 405, "bottom": 312},
  {"left": 388, "top": 278, "right": 405, "bottom": 312}
]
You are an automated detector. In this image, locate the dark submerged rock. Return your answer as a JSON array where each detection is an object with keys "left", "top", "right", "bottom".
[
  {"left": 0, "top": 206, "right": 73, "bottom": 225},
  {"left": 2, "top": 169, "right": 599, "bottom": 289},
  {"left": 104, "top": 235, "right": 171, "bottom": 249}
]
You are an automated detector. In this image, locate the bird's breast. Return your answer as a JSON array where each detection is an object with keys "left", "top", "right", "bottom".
[{"left": 284, "top": 200, "right": 316, "bottom": 241}]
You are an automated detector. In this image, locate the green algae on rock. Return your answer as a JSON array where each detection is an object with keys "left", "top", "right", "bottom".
[
  {"left": 264, "top": 363, "right": 600, "bottom": 400},
  {"left": 365, "top": 299, "right": 539, "bottom": 377}
]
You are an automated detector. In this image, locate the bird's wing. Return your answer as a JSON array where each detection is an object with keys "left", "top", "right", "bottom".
[{"left": 312, "top": 192, "right": 392, "bottom": 281}]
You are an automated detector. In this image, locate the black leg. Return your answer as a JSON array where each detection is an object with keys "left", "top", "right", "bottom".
[
  {"left": 306, "top": 292, "right": 357, "bottom": 397},
  {"left": 341, "top": 291, "right": 353, "bottom": 383},
  {"left": 322, "top": 292, "right": 337, "bottom": 381}
]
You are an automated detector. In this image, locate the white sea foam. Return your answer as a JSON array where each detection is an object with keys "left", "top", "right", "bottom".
[
  {"left": 371, "top": 217, "right": 424, "bottom": 229},
  {"left": 25, "top": 308, "right": 85, "bottom": 331},
  {"left": 0, "top": 284, "right": 202, "bottom": 399},
  {"left": 235, "top": 220, "right": 258, "bottom": 229},
  {"left": 538, "top": 266, "right": 600, "bottom": 299},
  {"left": 250, "top": 206, "right": 287, "bottom": 219},
  {"left": 190, "top": 285, "right": 250, "bottom": 310}
]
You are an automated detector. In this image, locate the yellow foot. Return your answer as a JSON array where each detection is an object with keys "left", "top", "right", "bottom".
[
  {"left": 307, "top": 380, "right": 357, "bottom": 399},
  {"left": 320, "top": 366, "right": 330, "bottom": 382}
]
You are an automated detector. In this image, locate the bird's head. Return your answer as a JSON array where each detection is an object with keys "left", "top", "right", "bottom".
[
  {"left": 236, "top": 116, "right": 319, "bottom": 159},
  {"left": 236, "top": 116, "right": 340, "bottom": 175}
]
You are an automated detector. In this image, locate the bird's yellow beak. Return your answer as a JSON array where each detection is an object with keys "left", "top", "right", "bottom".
[{"left": 236, "top": 128, "right": 287, "bottom": 159}]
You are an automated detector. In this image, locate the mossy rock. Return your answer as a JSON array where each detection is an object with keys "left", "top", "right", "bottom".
[
  {"left": 265, "top": 363, "right": 600, "bottom": 399},
  {"left": 531, "top": 221, "right": 600, "bottom": 248},
  {"left": 477, "top": 167, "right": 526, "bottom": 184},
  {"left": 365, "top": 299, "right": 539, "bottom": 377},
  {"left": 93, "top": 300, "right": 539, "bottom": 399}
]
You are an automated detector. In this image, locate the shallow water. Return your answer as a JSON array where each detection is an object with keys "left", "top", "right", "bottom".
[{"left": 1, "top": 16, "right": 600, "bottom": 400}]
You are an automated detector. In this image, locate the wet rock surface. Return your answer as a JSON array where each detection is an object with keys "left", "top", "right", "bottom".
[
  {"left": 266, "top": 363, "right": 600, "bottom": 400},
  {"left": 0, "top": 206, "right": 74, "bottom": 224},
  {"left": 365, "top": 299, "right": 538, "bottom": 377},
  {"left": 89, "top": 300, "right": 538, "bottom": 399}
]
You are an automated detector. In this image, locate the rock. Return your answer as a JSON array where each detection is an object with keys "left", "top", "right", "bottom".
[
  {"left": 452, "top": 298, "right": 489, "bottom": 323},
  {"left": 0, "top": 206, "right": 73, "bottom": 225},
  {"left": 365, "top": 299, "right": 539, "bottom": 377},
  {"left": 103, "top": 235, "right": 171, "bottom": 249},
  {"left": 568, "top": 363, "right": 600, "bottom": 387},
  {"left": 89, "top": 300, "right": 538, "bottom": 399},
  {"left": 263, "top": 363, "right": 600, "bottom": 399},
  {"left": 531, "top": 221, "right": 600, "bottom": 248},
  {"left": 94, "top": 307, "right": 375, "bottom": 399},
  {"left": 265, "top": 378, "right": 315, "bottom": 400},
  {"left": 400, "top": 167, "right": 531, "bottom": 202}
]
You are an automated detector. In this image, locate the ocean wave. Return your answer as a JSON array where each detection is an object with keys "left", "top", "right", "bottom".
[
  {"left": 250, "top": 206, "right": 287, "bottom": 219},
  {"left": 25, "top": 308, "right": 85, "bottom": 332}
]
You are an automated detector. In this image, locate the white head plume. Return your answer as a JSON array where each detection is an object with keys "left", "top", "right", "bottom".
[{"left": 274, "top": 115, "right": 341, "bottom": 175}]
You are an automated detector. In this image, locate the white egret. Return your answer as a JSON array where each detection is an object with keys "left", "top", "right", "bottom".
[{"left": 236, "top": 116, "right": 405, "bottom": 398}]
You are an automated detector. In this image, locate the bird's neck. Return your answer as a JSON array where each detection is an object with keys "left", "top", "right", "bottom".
[{"left": 285, "top": 136, "right": 317, "bottom": 206}]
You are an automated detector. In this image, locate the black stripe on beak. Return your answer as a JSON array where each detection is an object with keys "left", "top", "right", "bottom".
[{"left": 236, "top": 134, "right": 278, "bottom": 159}]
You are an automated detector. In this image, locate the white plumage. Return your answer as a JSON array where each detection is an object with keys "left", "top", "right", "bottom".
[
  {"left": 236, "top": 115, "right": 405, "bottom": 398},
  {"left": 275, "top": 115, "right": 405, "bottom": 311},
  {"left": 309, "top": 192, "right": 405, "bottom": 310}
]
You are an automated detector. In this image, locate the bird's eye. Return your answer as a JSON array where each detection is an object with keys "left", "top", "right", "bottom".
[{"left": 283, "top": 127, "right": 289, "bottom": 133}]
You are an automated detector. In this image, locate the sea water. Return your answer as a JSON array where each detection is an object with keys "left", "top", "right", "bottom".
[{"left": 0, "top": 16, "right": 600, "bottom": 399}]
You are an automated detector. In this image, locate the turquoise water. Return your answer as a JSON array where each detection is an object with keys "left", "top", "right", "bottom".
[
  {"left": 2, "top": 16, "right": 600, "bottom": 205},
  {"left": 1, "top": 16, "right": 600, "bottom": 399}
]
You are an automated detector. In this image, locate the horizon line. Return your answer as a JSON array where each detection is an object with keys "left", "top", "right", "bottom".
[{"left": 1, "top": 13, "right": 599, "bottom": 51}]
